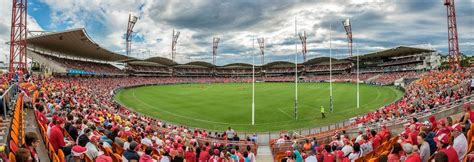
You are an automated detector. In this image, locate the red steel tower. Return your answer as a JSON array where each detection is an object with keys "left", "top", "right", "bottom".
[
  {"left": 444, "top": 0, "right": 460, "bottom": 69},
  {"left": 9, "top": 0, "right": 28, "bottom": 80},
  {"left": 212, "top": 37, "right": 220, "bottom": 65},
  {"left": 298, "top": 31, "right": 307, "bottom": 62},
  {"left": 257, "top": 38, "right": 265, "bottom": 65}
]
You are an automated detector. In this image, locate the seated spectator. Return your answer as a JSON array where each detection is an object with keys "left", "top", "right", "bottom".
[
  {"left": 122, "top": 141, "right": 139, "bottom": 162},
  {"left": 139, "top": 147, "right": 153, "bottom": 162},
  {"left": 15, "top": 148, "right": 33, "bottom": 162},
  {"left": 66, "top": 145, "right": 88, "bottom": 162}
]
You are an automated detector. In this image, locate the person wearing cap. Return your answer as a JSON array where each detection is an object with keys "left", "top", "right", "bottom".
[
  {"left": 402, "top": 143, "right": 421, "bottom": 162},
  {"left": 49, "top": 116, "right": 74, "bottom": 156},
  {"left": 139, "top": 147, "right": 153, "bottom": 162},
  {"left": 85, "top": 136, "right": 100, "bottom": 160},
  {"left": 122, "top": 141, "right": 140, "bottom": 162},
  {"left": 435, "top": 133, "right": 458, "bottom": 162},
  {"left": 66, "top": 145, "right": 88, "bottom": 162},
  {"left": 209, "top": 149, "right": 220, "bottom": 162},
  {"left": 451, "top": 123, "right": 467, "bottom": 161}
]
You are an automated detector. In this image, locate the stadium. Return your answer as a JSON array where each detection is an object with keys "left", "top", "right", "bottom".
[{"left": 1, "top": 0, "right": 474, "bottom": 162}]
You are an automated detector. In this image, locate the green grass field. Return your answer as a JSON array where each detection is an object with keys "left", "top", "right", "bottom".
[{"left": 115, "top": 83, "right": 404, "bottom": 132}]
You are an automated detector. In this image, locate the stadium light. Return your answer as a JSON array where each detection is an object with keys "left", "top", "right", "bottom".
[
  {"left": 126, "top": 14, "right": 139, "bottom": 56},
  {"left": 171, "top": 29, "right": 180, "bottom": 62},
  {"left": 342, "top": 19, "right": 353, "bottom": 57}
]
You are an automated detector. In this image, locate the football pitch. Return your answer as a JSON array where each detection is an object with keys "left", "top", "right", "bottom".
[{"left": 115, "top": 83, "right": 404, "bottom": 132}]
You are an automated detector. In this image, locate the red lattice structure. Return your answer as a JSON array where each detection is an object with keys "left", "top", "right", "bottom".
[
  {"left": 8, "top": 0, "right": 28, "bottom": 80},
  {"left": 444, "top": 0, "right": 461, "bottom": 69}
]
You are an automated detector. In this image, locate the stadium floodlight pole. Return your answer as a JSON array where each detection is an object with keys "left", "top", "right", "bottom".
[
  {"left": 329, "top": 24, "right": 333, "bottom": 113},
  {"left": 171, "top": 29, "right": 180, "bottom": 62},
  {"left": 342, "top": 19, "right": 353, "bottom": 57},
  {"left": 257, "top": 38, "right": 265, "bottom": 65},
  {"left": 252, "top": 35, "right": 256, "bottom": 125},
  {"left": 356, "top": 46, "right": 360, "bottom": 109},
  {"left": 298, "top": 30, "right": 307, "bottom": 62},
  {"left": 444, "top": 0, "right": 461, "bottom": 69},
  {"left": 126, "top": 14, "right": 138, "bottom": 56},
  {"left": 294, "top": 17, "right": 298, "bottom": 120},
  {"left": 8, "top": 0, "right": 28, "bottom": 80},
  {"left": 213, "top": 37, "right": 220, "bottom": 66}
]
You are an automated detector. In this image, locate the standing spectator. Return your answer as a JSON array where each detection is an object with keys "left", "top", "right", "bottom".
[
  {"left": 451, "top": 124, "right": 467, "bottom": 161},
  {"left": 199, "top": 147, "right": 210, "bottom": 162},
  {"left": 246, "top": 145, "right": 255, "bottom": 162},
  {"left": 226, "top": 127, "right": 235, "bottom": 140},
  {"left": 388, "top": 143, "right": 402, "bottom": 162},
  {"left": 435, "top": 133, "right": 458, "bottom": 162},
  {"left": 184, "top": 147, "right": 196, "bottom": 162},
  {"left": 417, "top": 133, "right": 430, "bottom": 162},
  {"left": 348, "top": 143, "right": 361, "bottom": 162}
]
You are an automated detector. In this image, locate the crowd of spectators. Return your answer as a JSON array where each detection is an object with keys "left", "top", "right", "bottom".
[
  {"left": 42, "top": 54, "right": 123, "bottom": 74},
  {"left": 372, "top": 71, "right": 419, "bottom": 85},
  {"left": 276, "top": 69, "right": 472, "bottom": 162},
  {"left": 305, "top": 64, "right": 352, "bottom": 72},
  {"left": 128, "top": 65, "right": 171, "bottom": 74},
  {"left": 25, "top": 76, "right": 259, "bottom": 162}
]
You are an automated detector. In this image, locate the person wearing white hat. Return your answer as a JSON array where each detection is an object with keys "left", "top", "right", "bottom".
[
  {"left": 66, "top": 145, "right": 88, "bottom": 162},
  {"left": 451, "top": 123, "right": 467, "bottom": 161}
]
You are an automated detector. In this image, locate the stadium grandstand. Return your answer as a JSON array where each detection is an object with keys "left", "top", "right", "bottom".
[{"left": 2, "top": 1, "right": 473, "bottom": 162}]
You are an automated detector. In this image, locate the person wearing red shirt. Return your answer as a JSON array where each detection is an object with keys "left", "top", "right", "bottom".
[
  {"left": 48, "top": 117, "right": 73, "bottom": 155},
  {"left": 402, "top": 143, "right": 421, "bottom": 162},
  {"left": 199, "top": 147, "right": 211, "bottom": 162},
  {"left": 334, "top": 150, "right": 349, "bottom": 162},
  {"left": 34, "top": 105, "right": 48, "bottom": 126},
  {"left": 322, "top": 145, "right": 335, "bottom": 162},
  {"left": 435, "top": 133, "right": 459, "bottom": 162}
]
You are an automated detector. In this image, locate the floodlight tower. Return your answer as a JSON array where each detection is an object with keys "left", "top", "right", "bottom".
[
  {"left": 8, "top": 0, "right": 28, "bottom": 80},
  {"left": 257, "top": 38, "right": 265, "bottom": 65},
  {"left": 171, "top": 29, "right": 180, "bottom": 62},
  {"left": 126, "top": 14, "right": 138, "bottom": 56},
  {"left": 212, "top": 37, "right": 220, "bottom": 66},
  {"left": 342, "top": 19, "right": 353, "bottom": 57},
  {"left": 444, "top": 0, "right": 460, "bottom": 69},
  {"left": 298, "top": 31, "right": 307, "bottom": 62}
]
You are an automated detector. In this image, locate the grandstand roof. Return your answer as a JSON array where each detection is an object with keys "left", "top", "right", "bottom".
[
  {"left": 185, "top": 61, "right": 215, "bottom": 68},
  {"left": 263, "top": 61, "right": 295, "bottom": 67},
  {"left": 350, "top": 46, "right": 435, "bottom": 60},
  {"left": 127, "top": 61, "right": 167, "bottom": 66},
  {"left": 145, "top": 57, "right": 177, "bottom": 66},
  {"left": 27, "top": 28, "right": 131, "bottom": 62},
  {"left": 222, "top": 63, "right": 253, "bottom": 67},
  {"left": 173, "top": 64, "right": 209, "bottom": 68}
]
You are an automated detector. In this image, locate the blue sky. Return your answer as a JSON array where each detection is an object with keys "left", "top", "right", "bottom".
[{"left": 0, "top": 0, "right": 473, "bottom": 65}]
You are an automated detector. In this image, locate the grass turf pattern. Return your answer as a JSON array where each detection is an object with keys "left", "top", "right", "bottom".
[{"left": 115, "top": 83, "right": 403, "bottom": 132}]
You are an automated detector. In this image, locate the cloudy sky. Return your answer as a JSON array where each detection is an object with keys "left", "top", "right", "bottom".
[{"left": 0, "top": 0, "right": 473, "bottom": 65}]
